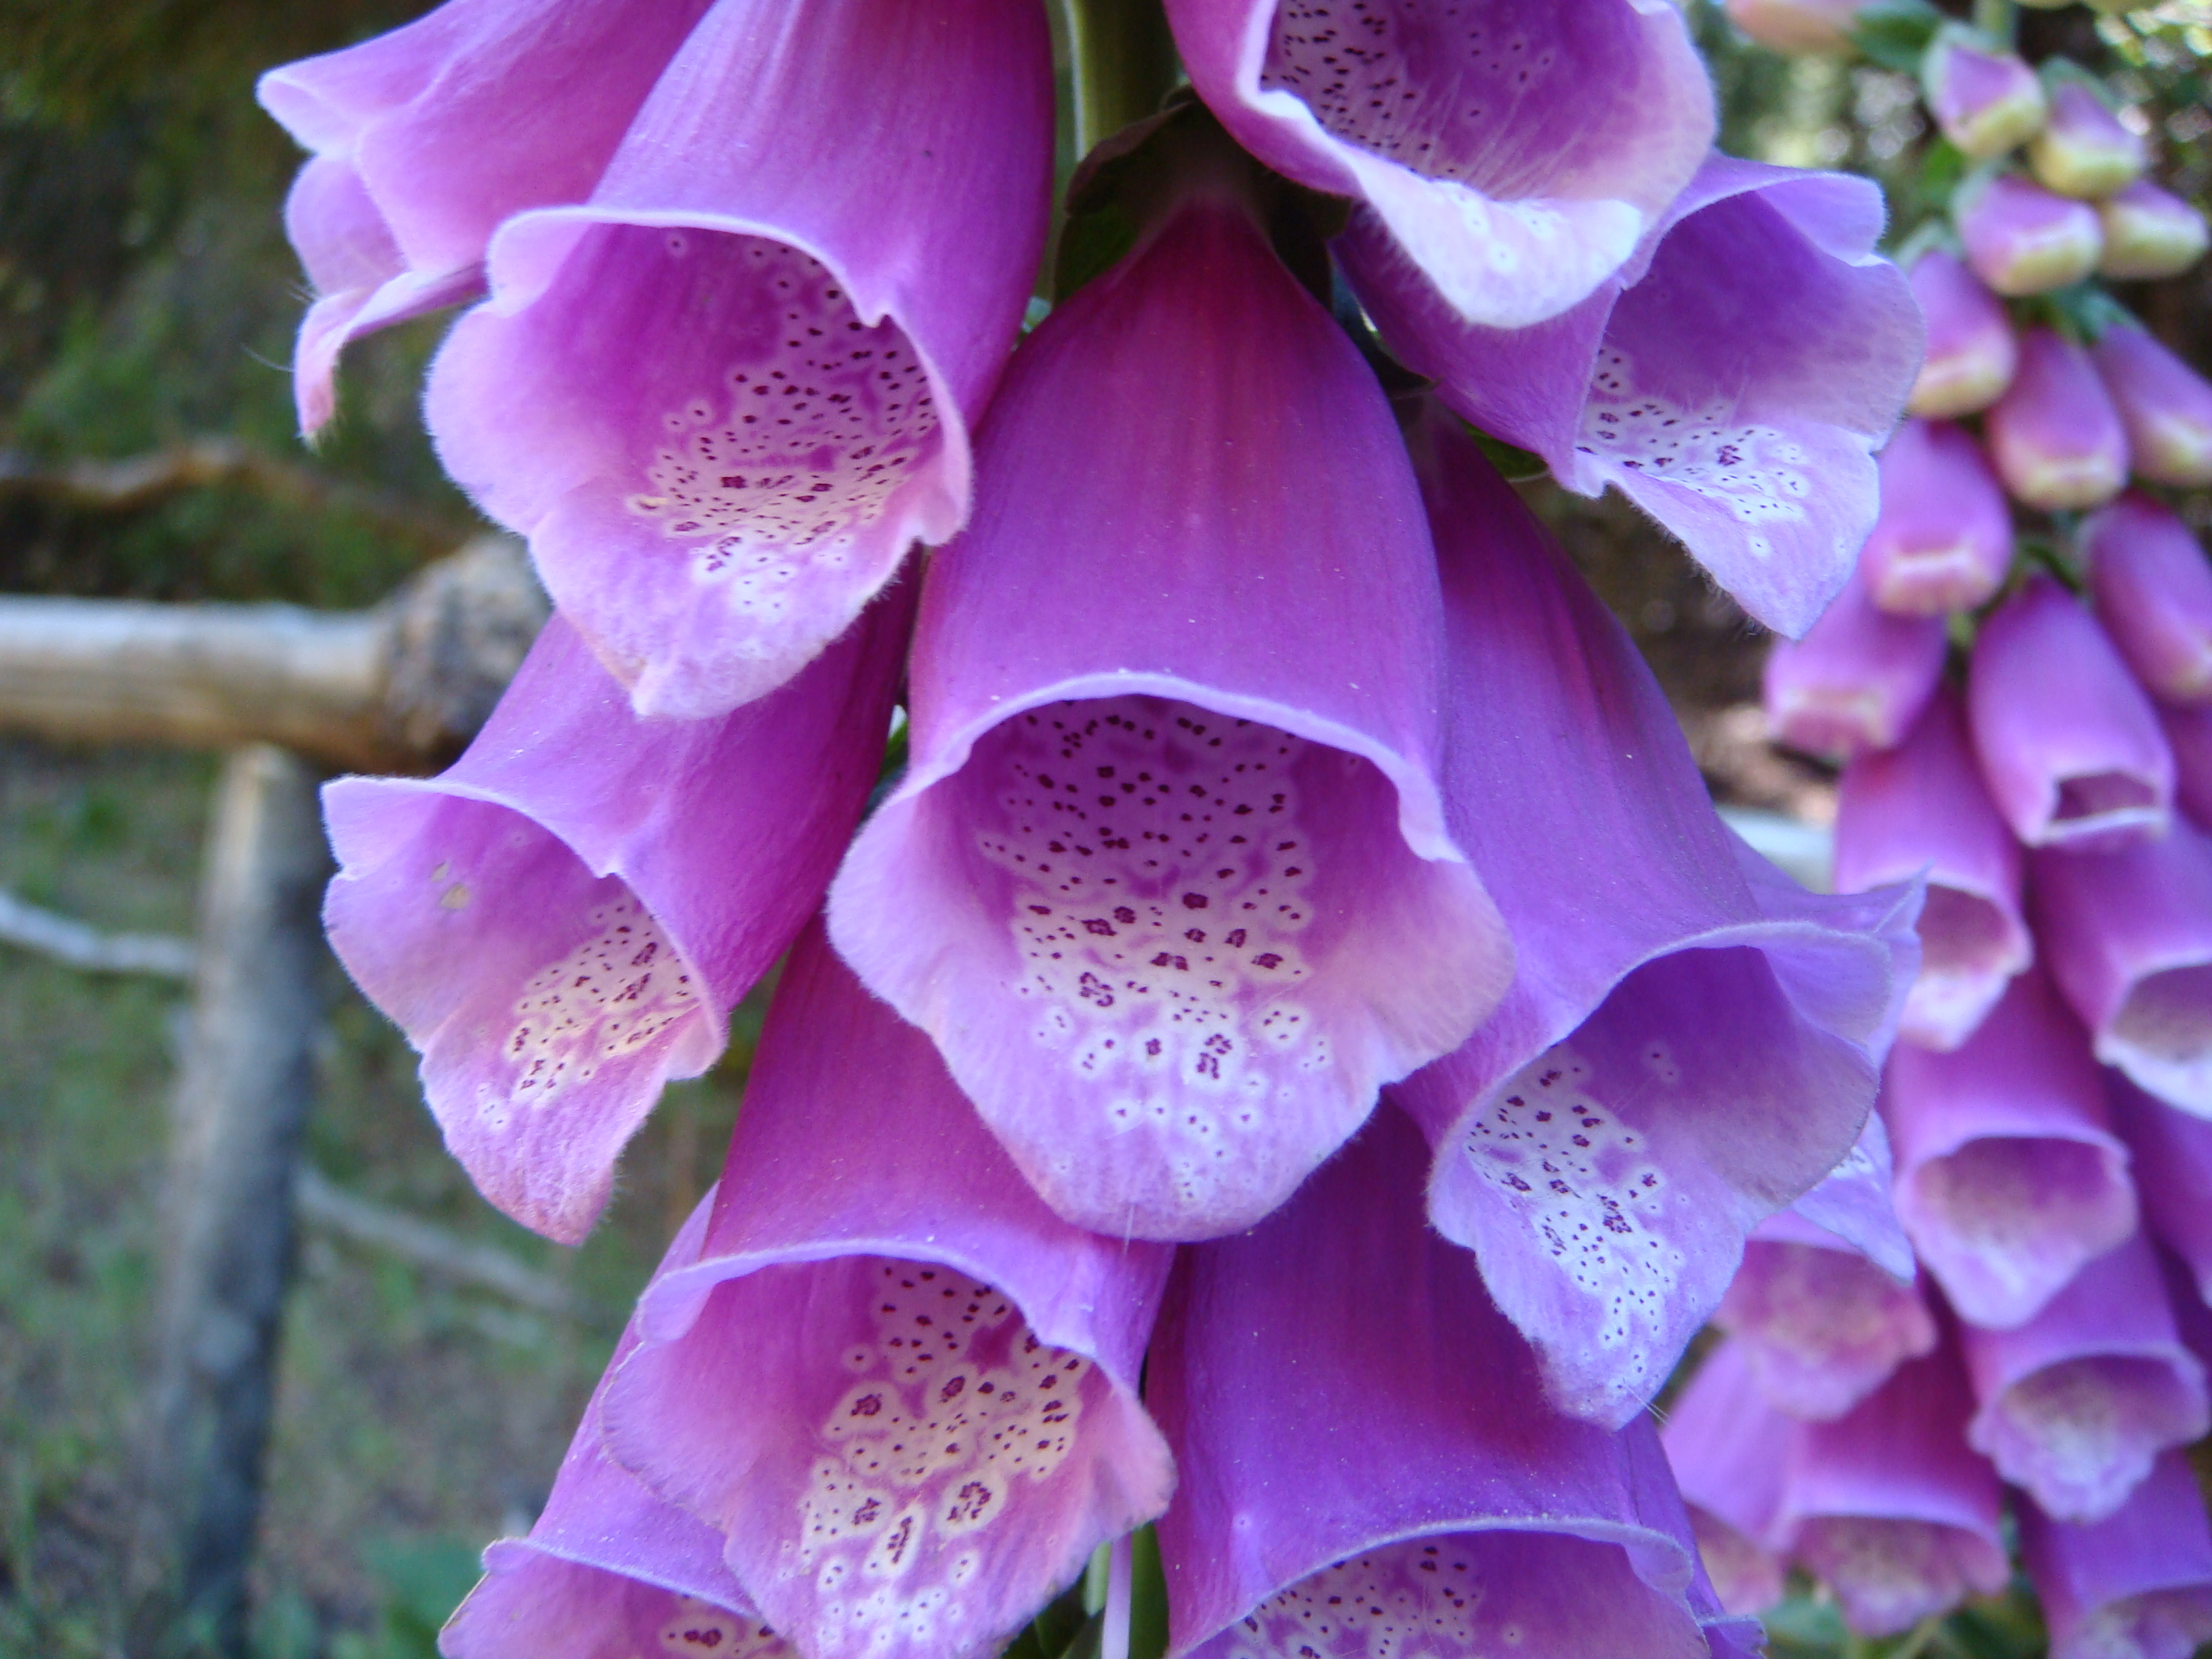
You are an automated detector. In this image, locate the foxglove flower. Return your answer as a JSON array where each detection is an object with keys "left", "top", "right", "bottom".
[
  {"left": 827, "top": 146, "right": 1510, "bottom": 1243},
  {"left": 1776, "top": 1341, "right": 2010, "bottom": 1637},
  {"left": 2167, "top": 703, "right": 2212, "bottom": 827},
  {"left": 322, "top": 588, "right": 910, "bottom": 1242},
  {"left": 1837, "top": 687, "right": 2032, "bottom": 1051},
  {"left": 1923, "top": 28, "right": 2047, "bottom": 161},
  {"left": 1714, "top": 1215, "right": 1939, "bottom": 1420},
  {"left": 1885, "top": 967, "right": 2137, "bottom": 1329},
  {"left": 1959, "top": 1232, "right": 2207, "bottom": 1524},
  {"left": 2093, "top": 327, "right": 2212, "bottom": 491},
  {"left": 1860, "top": 420, "right": 2012, "bottom": 618},
  {"left": 2110, "top": 1077, "right": 2212, "bottom": 1299},
  {"left": 1725, "top": 0, "right": 1871, "bottom": 54},
  {"left": 259, "top": 0, "right": 717, "bottom": 434},
  {"left": 1969, "top": 574, "right": 2173, "bottom": 852},
  {"left": 1394, "top": 408, "right": 1917, "bottom": 1424},
  {"left": 1660, "top": 1339, "right": 1792, "bottom": 1617},
  {"left": 1958, "top": 174, "right": 2104, "bottom": 298},
  {"left": 2027, "top": 77, "right": 2148, "bottom": 201},
  {"left": 1165, "top": 0, "right": 1715, "bottom": 331},
  {"left": 1149, "top": 1105, "right": 1711, "bottom": 1659},
  {"left": 1906, "top": 248, "right": 2018, "bottom": 420},
  {"left": 2021, "top": 1452, "right": 2212, "bottom": 1659},
  {"left": 1763, "top": 562, "right": 1948, "bottom": 760},
  {"left": 2032, "top": 820, "right": 2212, "bottom": 1115},
  {"left": 2085, "top": 494, "right": 2212, "bottom": 702},
  {"left": 426, "top": 0, "right": 1052, "bottom": 718},
  {"left": 1345, "top": 156, "right": 1920, "bottom": 639},
  {"left": 600, "top": 923, "right": 1176, "bottom": 1659},
  {"left": 2098, "top": 181, "right": 2211, "bottom": 281},
  {"left": 1787, "top": 1111, "right": 1921, "bottom": 1279},
  {"left": 1985, "top": 329, "right": 2130, "bottom": 508}
]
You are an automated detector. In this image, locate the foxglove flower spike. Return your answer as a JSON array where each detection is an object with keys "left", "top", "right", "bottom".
[
  {"left": 1906, "top": 249, "right": 2018, "bottom": 420},
  {"left": 1985, "top": 329, "right": 2130, "bottom": 508},
  {"left": 1860, "top": 422, "right": 2013, "bottom": 619},
  {"left": 1957, "top": 176, "right": 2103, "bottom": 298},
  {"left": 2099, "top": 182, "right": 2210, "bottom": 281}
]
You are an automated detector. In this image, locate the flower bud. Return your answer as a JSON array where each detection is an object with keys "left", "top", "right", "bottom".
[
  {"left": 1923, "top": 28, "right": 2048, "bottom": 161},
  {"left": 1762, "top": 564, "right": 1948, "bottom": 760},
  {"left": 2027, "top": 77, "right": 2148, "bottom": 201},
  {"left": 2093, "top": 325, "right": 2212, "bottom": 490},
  {"left": 1906, "top": 248, "right": 2018, "bottom": 419},
  {"left": 1986, "top": 329, "right": 2129, "bottom": 511},
  {"left": 1862, "top": 419, "right": 2013, "bottom": 617},
  {"left": 2083, "top": 493, "right": 2212, "bottom": 704},
  {"left": 1958, "top": 173, "right": 2104, "bottom": 297},
  {"left": 2099, "top": 180, "right": 2211, "bottom": 281},
  {"left": 1725, "top": 0, "right": 1868, "bottom": 54}
]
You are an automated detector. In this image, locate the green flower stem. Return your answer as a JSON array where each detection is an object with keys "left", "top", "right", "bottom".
[{"left": 1062, "top": 0, "right": 1181, "bottom": 156}]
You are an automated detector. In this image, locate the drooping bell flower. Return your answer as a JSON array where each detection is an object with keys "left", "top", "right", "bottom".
[
  {"left": 826, "top": 127, "right": 1510, "bottom": 1244},
  {"left": 2032, "top": 820, "right": 2212, "bottom": 1115},
  {"left": 1763, "top": 562, "right": 1948, "bottom": 761},
  {"left": 2099, "top": 180, "right": 2211, "bottom": 281},
  {"left": 1164, "top": 0, "right": 1714, "bottom": 332},
  {"left": 1836, "top": 687, "right": 2032, "bottom": 1051},
  {"left": 424, "top": 0, "right": 1052, "bottom": 718},
  {"left": 1393, "top": 406, "right": 1918, "bottom": 1425},
  {"left": 2110, "top": 1078, "right": 2212, "bottom": 1299},
  {"left": 1345, "top": 155, "right": 1920, "bottom": 640},
  {"left": 1957, "top": 173, "right": 2104, "bottom": 297},
  {"left": 2085, "top": 494, "right": 2212, "bottom": 702},
  {"left": 1714, "top": 1215, "right": 1939, "bottom": 1421},
  {"left": 2027, "top": 76, "right": 2150, "bottom": 201},
  {"left": 1774, "top": 1340, "right": 2010, "bottom": 1637},
  {"left": 1959, "top": 1231, "right": 2208, "bottom": 1525},
  {"left": 598, "top": 922, "right": 1176, "bottom": 1659},
  {"left": 2166, "top": 703, "right": 2212, "bottom": 828},
  {"left": 1906, "top": 248, "right": 2018, "bottom": 420},
  {"left": 2022, "top": 1451, "right": 2212, "bottom": 1659},
  {"left": 258, "top": 0, "right": 718, "bottom": 434},
  {"left": 1860, "top": 420, "right": 2013, "bottom": 618},
  {"left": 1149, "top": 1103, "right": 1711, "bottom": 1659},
  {"left": 1725, "top": 0, "right": 1871, "bottom": 54},
  {"left": 445, "top": 1194, "right": 787, "bottom": 1659},
  {"left": 1884, "top": 967, "right": 2137, "bottom": 1329},
  {"left": 1923, "top": 28, "right": 2048, "bottom": 161},
  {"left": 1985, "top": 329, "right": 2131, "bottom": 509},
  {"left": 1969, "top": 574, "right": 2173, "bottom": 852},
  {"left": 1660, "top": 1340, "right": 1792, "bottom": 1617},
  {"left": 1788, "top": 1111, "right": 1923, "bottom": 1282},
  {"left": 321, "top": 586, "right": 911, "bottom": 1242},
  {"left": 2093, "top": 327, "right": 2212, "bottom": 491}
]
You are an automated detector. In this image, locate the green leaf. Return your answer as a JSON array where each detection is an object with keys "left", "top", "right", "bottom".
[{"left": 1850, "top": 0, "right": 1944, "bottom": 73}]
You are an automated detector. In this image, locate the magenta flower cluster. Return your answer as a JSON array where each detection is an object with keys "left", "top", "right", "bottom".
[{"left": 260, "top": 3, "right": 1936, "bottom": 1656}]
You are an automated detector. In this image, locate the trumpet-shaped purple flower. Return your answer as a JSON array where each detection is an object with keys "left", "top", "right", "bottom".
[
  {"left": 1660, "top": 1340, "right": 1791, "bottom": 1617},
  {"left": 1150, "top": 1105, "right": 1711, "bottom": 1659},
  {"left": 2085, "top": 494, "right": 2212, "bottom": 704},
  {"left": 1763, "top": 561, "right": 1948, "bottom": 760},
  {"left": 1959, "top": 1232, "right": 2208, "bottom": 1525},
  {"left": 321, "top": 588, "right": 909, "bottom": 1242},
  {"left": 2110, "top": 1078, "right": 2212, "bottom": 1301},
  {"left": 2093, "top": 328, "right": 2212, "bottom": 492},
  {"left": 1906, "top": 249, "right": 2018, "bottom": 420},
  {"left": 2028, "top": 78, "right": 2149, "bottom": 201},
  {"left": 2021, "top": 1450, "right": 2212, "bottom": 1659},
  {"left": 1923, "top": 28, "right": 2047, "bottom": 161},
  {"left": 1969, "top": 574, "right": 2173, "bottom": 852},
  {"left": 827, "top": 161, "right": 1509, "bottom": 1244},
  {"left": 1165, "top": 0, "right": 1713, "bottom": 331},
  {"left": 1860, "top": 420, "right": 2013, "bottom": 618},
  {"left": 1837, "top": 687, "right": 2032, "bottom": 1051},
  {"left": 1959, "top": 175, "right": 2104, "bottom": 298},
  {"left": 424, "top": 0, "right": 1050, "bottom": 718},
  {"left": 258, "top": 0, "right": 716, "bottom": 434},
  {"left": 1345, "top": 156, "right": 1919, "bottom": 640},
  {"left": 600, "top": 923, "right": 1175, "bottom": 1659},
  {"left": 1986, "top": 329, "right": 2131, "bottom": 509},
  {"left": 1885, "top": 968, "right": 2137, "bottom": 1329},
  {"left": 2099, "top": 181, "right": 2211, "bottom": 281},
  {"left": 1394, "top": 409, "right": 1917, "bottom": 1425},
  {"left": 2033, "top": 821, "right": 2212, "bottom": 1115},
  {"left": 2168, "top": 703, "right": 2212, "bottom": 827}
]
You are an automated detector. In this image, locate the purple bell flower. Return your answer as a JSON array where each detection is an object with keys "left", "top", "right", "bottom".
[
  {"left": 2085, "top": 494, "right": 2212, "bottom": 702},
  {"left": 1344, "top": 155, "right": 1921, "bottom": 639},
  {"left": 2093, "top": 327, "right": 2212, "bottom": 491},
  {"left": 1885, "top": 968, "right": 2137, "bottom": 1330},
  {"left": 1985, "top": 329, "right": 2131, "bottom": 509},
  {"left": 2110, "top": 1078, "right": 2212, "bottom": 1302},
  {"left": 1860, "top": 419, "right": 2013, "bottom": 618},
  {"left": 1395, "top": 407, "right": 1920, "bottom": 1425},
  {"left": 2099, "top": 180, "right": 2211, "bottom": 281},
  {"left": 424, "top": 0, "right": 1052, "bottom": 718},
  {"left": 258, "top": 0, "right": 718, "bottom": 434},
  {"left": 1959, "top": 1232, "right": 2208, "bottom": 1524},
  {"left": 2021, "top": 1451, "right": 2212, "bottom": 1659},
  {"left": 826, "top": 152, "right": 1510, "bottom": 1244},
  {"left": 1660, "top": 1339, "right": 1792, "bottom": 1617},
  {"left": 1923, "top": 28, "right": 2048, "bottom": 161},
  {"left": 1763, "top": 560, "right": 1948, "bottom": 761},
  {"left": 1165, "top": 0, "right": 1715, "bottom": 331},
  {"left": 1837, "top": 687, "right": 2032, "bottom": 1051},
  {"left": 1957, "top": 174, "right": 2104, "bottom": 298},
  {"left": 2166, "top": 703, "right": 2212, "bottom": 827},
  {"left": 321, "top": 588, "right": 911, "bottom": 1243},
  {"left": 1906, "top": 248, "right": 2018, "bottom": 420},
  {"left": 598, "top": 923, "right": 1176, "bottom": 1659},
  {"left": 1969, "top": 574, "right": 2173, "bottom": 851},
  {"left": 1150, "top": 1105, "right": 1713, "bottom": 1659},
  {"left": 2027, "top": 77, "right": 2149, "bottom": 201},
  {"left": 2032, "top": 821, "right": 2212, "bottom": 1115}
]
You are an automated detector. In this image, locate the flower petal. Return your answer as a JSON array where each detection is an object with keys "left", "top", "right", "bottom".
[
  {"left": 1763, "top": 561, "right": 1948, "bottom": 762},
  {"left": 1660, "top": 1339, "right": 1793, "bottom": 1615},
  {"left": 1716, "top": 1225, "right": 1939, "bottom": 1420},
  {"left": 2022, "top": 1451, "right": 2212, "bottom": 1659}
]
